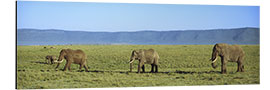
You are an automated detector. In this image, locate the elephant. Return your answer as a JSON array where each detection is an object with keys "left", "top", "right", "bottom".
[
  {"left": 210, "top": 43, "right": 245, "bottom": 74},
  {"left": 129, "top": 49, "right": 159, "bottom": 73},
  {"left": 45, "top": 55, "right": 57, "bottom": 64},
  {"left": 54, "top": 49, "right": 89, "bottom": 72}
]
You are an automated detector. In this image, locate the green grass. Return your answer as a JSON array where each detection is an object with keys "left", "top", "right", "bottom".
[{"left": 16, "top": 45, "right": 259, "bottom": 89}]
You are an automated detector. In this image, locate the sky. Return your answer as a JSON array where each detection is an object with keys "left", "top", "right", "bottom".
[{"left": 17, "top": 1, "right": 259, "bottom": 32}]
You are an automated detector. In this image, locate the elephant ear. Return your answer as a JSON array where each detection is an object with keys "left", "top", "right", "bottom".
[
  {"left": 139, "top": 50, "right": 146, "bottom": 61},
  {"left": 61, "top": 49, "right": 66, "bottom": 52},
  {"left": 216, "top": 44, "right": 225, "bottom": 56},
  {"left": 138, "top": 50, "right": 145, "bottom": 58},
  {"left": 60, "top": 49, "right": 69, "bottom": 55}
]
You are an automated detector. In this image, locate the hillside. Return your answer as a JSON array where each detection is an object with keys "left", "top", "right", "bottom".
[{"left": 17, "top": 27, "right": 259, "bottom": 45}]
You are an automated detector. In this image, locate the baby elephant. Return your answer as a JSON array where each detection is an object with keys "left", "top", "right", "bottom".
[
  {"left": 45, "top": 55, "right": 57, "bottom": 64},
  {"left": 129, "top": 49, "right": 159, "bottom": 73}
]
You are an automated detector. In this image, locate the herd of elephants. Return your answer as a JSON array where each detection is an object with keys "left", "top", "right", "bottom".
[{"left": 45, "top": 43, "right": 245, "bottom": 74}]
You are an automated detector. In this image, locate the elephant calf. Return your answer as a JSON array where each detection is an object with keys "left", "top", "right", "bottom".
[
  {"left": 45, "top": 55, "right": 57, "bottom": 64},
  {"left": 210, "top": 43, "right": 245, "bottom": 74},
  {"left": 129, "top": 49, "right": 159, "bottom": 73}
]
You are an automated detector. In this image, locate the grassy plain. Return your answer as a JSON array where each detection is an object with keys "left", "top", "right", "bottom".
[{"left": 16, "top": 45, "right": 259, "bottom": 89}]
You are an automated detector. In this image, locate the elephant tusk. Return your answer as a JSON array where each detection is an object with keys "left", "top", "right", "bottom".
[
  {"left": 129, "top": 60, "right": 134, "bottom": 64},
  {"left": 212, "top": 58, "right": 217, "bottom": 63},
  {"left": 59, "top": 60, "right": 64, "bottom": 63},
  {"left": 54, "top": 59, "right": 64, "bottom": 63}
]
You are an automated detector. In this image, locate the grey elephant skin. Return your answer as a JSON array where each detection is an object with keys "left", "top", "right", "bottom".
[
  {"left": 45, "top": 55, "right": 57, "bottom": 64},
  {"left": 129, "top": 49, "right": 160, "bottom": 73},
  {"left": 210, "top": 43, "right": 245, "bottom": 74},
  {"left": 55, "top": 49, "right": 89, "bottom": 72}
]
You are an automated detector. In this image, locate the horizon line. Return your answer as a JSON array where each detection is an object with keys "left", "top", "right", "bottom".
[{"left": 17, "top": 27, "right": 259, "bottom": 32}]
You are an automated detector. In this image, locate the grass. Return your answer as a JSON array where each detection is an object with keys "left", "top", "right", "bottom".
[{"left": 16, "top": 45, "right": 259, "bottom": 89}]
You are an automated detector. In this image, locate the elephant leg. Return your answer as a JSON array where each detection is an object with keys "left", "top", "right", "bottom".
[
  {"left": 50, "top": 59, "right": 53, "bottom": 64},
  {"left": 67, "top": 62, "right": 72, "bottom": 71},
  {"left": 239, "top": 57, "right": 244, "bottom": 72},
  {"left": 83, "top": 65, "right": 89, "bottom": 72},
  {"left": 221, "top": 57, "right": 227, "bottom": 74},
  {"left": 137, "top": 62, "right": 144, "bottom": 73},
  {"left": 241, "top": 64, "right": 244, "bottom": 72},
  {"left": 137, "top": 64, "right": 141, "bottom": 73},
  {"left": 79, "top": 64, "right": 82, "bottom": 70},
  {"left": 238, "top": 61, "right": 244, "bottom": 72},
  {"left": 137, "top": 65, "right": 141, "bottom": 73},
  {"left": 221, "top": 64, "right": 227, "bottom": 74},
  {"left": 221, "top": 63, "right": 227, "bottom": 74},
  {"left": 151, "top": 64, "right": 154, "bottom": 73},
  {"left": 155, "top": 65, "right": 158, "bottom": 73},
  {"left": 47, "top": 59, "right": 51, "bottom": 64},
  {"left": 51, "top": 59, "right": 55, "bottom": 64},
  {"left": 141, "top": 65, "right": 145, "bottom": 73},
  {"left": 237, "top": 61, "right": 241, "bottom": 72},
  {"left": 63, "top": 62, "right": 69, "bottom": 71}
]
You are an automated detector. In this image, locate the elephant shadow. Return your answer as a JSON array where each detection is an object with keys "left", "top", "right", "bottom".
[
  {"left": 84, "top": 70, "right": 127, "bottom": 74},
  {"left": 81, "top": 70, "right": 221, "bottom": 74},
  {"left": 153, "top": 70, "right": 220, "bottom": 74},
  {"left": 31, "top": 61, "right": 48, "bottom": 64}
]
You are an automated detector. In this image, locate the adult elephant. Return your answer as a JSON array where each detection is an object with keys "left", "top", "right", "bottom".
[
  {"left": 210, "top": 43, "right": 245, "bottom": 74},
  {"left": 129, "top": 49, "right": 159, "bottom": 73},
  {"left": 54, "top": 49, "right": 89, "bottom": 72}
]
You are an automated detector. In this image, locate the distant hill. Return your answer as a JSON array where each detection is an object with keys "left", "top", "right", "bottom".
[{"left": 17, "top": 27, "right": 259, "bottom": 45}]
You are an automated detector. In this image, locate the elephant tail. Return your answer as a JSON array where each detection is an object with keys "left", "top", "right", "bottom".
[{"left": 242, "top": 65, "right": 244, "bottom": 69}]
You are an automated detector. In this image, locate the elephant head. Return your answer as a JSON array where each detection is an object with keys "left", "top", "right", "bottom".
[
  {"left": 54, "top": 49, "right": 67, "bottom": 63},
  {"left": 210, "top": 44, "right": 222, "bottom": 69},
  {"left": 129, "top": 50, "right": 142, "bottom": 72}
]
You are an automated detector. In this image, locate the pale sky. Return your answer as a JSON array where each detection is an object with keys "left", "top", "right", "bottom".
[{"left": 17, "top": 1, "right": 259, "bottom": 32}]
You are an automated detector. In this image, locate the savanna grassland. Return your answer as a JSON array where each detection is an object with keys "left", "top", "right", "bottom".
[{"left": 16, "top": 45, "right": 259, "bottom": 89}]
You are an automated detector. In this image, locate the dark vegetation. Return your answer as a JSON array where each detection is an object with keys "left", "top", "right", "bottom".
[{"left": 17, "top": 27, "right": 259, "bottom": 45}]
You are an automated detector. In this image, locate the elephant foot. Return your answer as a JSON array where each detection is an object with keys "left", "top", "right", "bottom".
[
  {"left": 78, "top": 70, "right": 84, "bottom": 72},
  {"left": 221, "top": 72, "right": 226, "bottom": 74},
  {"left": 221, "top": 71, "right": 227, "bottom": 74}
]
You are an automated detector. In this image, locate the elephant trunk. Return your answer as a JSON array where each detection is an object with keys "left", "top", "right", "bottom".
[
  {"left": 211, "top": 47, "right": 218, "bottom": 69},
  {"left": 130, "top": 63, "right": 132, "bottom": 72},
  {"left": 211, "top": 62, "right": 217, "bottom": 69},
  {"left": 129, "top": 58, "right": 134, "bottom": 72}
]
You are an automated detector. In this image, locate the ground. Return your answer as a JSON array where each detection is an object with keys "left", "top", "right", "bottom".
[{"left": 16, "top": 45, "right": 259, "bottom": 89}]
